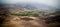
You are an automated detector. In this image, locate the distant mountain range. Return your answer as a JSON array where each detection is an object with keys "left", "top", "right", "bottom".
[{"left": 0, "top": 2, "right": 57, "bottom": 11}]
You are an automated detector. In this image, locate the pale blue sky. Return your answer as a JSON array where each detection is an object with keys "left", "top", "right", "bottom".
[{"left": 1, "top": 0, "right": 60, "bottom": 8}]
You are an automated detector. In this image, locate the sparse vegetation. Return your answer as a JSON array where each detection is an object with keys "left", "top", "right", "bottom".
[{"left": 11, "top": 11, "right": 39, "bottom": 17}]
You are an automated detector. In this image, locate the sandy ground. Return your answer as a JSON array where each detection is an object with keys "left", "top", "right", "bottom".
[{"left": 0, "top": 15, "right": 60, "bottom": 27}]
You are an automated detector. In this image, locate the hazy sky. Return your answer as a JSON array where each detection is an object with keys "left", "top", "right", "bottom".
[{"left": 1, "top": 0, "right": 60, "bottom": 8}]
